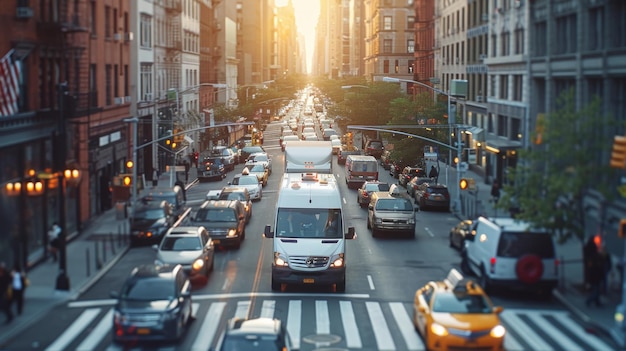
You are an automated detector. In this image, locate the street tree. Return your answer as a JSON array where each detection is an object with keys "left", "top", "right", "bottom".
[{"left": 497, "top": 89, "right": 619, "bottom": 242}]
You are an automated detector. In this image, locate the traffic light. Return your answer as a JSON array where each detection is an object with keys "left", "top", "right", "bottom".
[
  {"left": 459, "top": 178, "right": 469, "bottom": 190},
  {"left": 610, "top": 135, "right": 626, "bottom": 169},
  {"left": 619, "top": 219, "right": 626, "bottom": 238}
]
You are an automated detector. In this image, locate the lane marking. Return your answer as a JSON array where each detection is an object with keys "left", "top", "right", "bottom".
[
  {"left": 45, "top": 308, "right": 101, "bottom": 351},
  {"left": 367, "top": 275, "right": 375, "bottom": 290},
  {"left": 190, "top": 301, "right": 226, "bottom": 351},
  {"left": 389, "top": 302, "right": 425, "bottom": 350},
  {"left": 424, "top": 227, "right": 435, "bottom": 237},
  {"left": 287, "top": 300, "right": 302, "bottom": 350},
  {"left": 260, "top": 300, "right": 275, "bottom": 319},
  {"left": 316, "top": 300, "right": 330, "bottom": 334},
  {"left": 75, "top": 309, "right": 113, "bottom": 351},
  {"left": 500, "top": 310, "right": 553, "bottom": 351},
  {"left": 366, "top": 301, "right": 396, "bottom": 350},
  {"left": 340, "top": 300, "right": 362, "bottom": 348}
]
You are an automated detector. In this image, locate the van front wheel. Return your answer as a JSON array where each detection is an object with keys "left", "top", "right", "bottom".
[{"left": 271, "top": 277, "right": 281, "bottom": 291}]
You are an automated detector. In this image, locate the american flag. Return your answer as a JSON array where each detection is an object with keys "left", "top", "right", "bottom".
[{"left": 0, "top": 49, "right": 22, "bottom": 117}]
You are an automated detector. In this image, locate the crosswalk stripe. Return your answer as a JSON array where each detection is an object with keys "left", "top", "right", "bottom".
[
  {"left": 45, "top": 308, "right": 101, "bottom": 351},
  {"left": 76, "top": 309, "right": 113, "bottom": 351},
  {"left": 389, "top": 302, "right": 425, "bottom": 350},
  {"left": 316, "top": 300, "right": 330, "bottom": 334},
  {"left": 501, "top": 310, "right": 554, "bottom": 351},
  {"left": 553, "top": 311, "right": 615, "bottom": 351},
  {"left": 340, "top": 300, "right": 362, "bottom": 349},
  {"left": 260, "top": 300, "right": 275, "bottom": 319},
  {"left": 234, "top": 300, "right": 250, "bottom": 319},
  {"left": 366, "top": 301, "right": 396, "bottom": 350},
  {"left": 502, "top": 328, "right": 525, "bottom": 351},
  {"left": 525, "top": 311, "right": 584, "bottom": 351},
  {"left": 287, "top": 300, "right": 302, "bottom": 350},
  {"left": 190, "top": 301, "right": 226, "bottom": 351}
]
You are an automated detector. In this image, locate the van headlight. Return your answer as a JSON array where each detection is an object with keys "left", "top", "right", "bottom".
[
  {"left": 227, "top": 228, "right": 237, "bottom": 237},
  {"left": 330, "top": 253, "right": 344, "bottom": 268},
  {"left": 274, "top": 252, "right": 289, "bottom": 267},
  {"left": 192, "top": 258, "right": 204, "bottom": 271}
]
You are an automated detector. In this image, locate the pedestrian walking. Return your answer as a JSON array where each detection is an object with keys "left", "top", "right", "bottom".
[
  {"left": 0, "top": 262, "right": 13, "bottom": 324},
  {"left": 585, "top": 248, "right": 605, "bottom": 307},
  {"left": 10, "top": 264, "right": 26, "bottom": 316},
  {"left": 428, "top": 165, "right": 438, "bottom": 183},
  {"left": 490, "top": 179, "right": 501, "bottom": 203},
  {"left": 583, "top": 236, "right": 597, "bottom": 288},
  {"left": 48, "top": 222, "right": 62, "bottom": 262}
]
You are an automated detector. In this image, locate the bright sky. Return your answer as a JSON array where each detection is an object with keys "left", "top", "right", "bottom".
[{"left": 276, "top": 0, "right": 319, "bottom": 74}]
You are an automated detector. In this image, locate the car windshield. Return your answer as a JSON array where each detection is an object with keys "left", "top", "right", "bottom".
[
  {"left": 251, "top": 154, "right": 269, "bottom": 162},
  {"left": 369, "top": 141, "right": 383, "bottom": 149},
  {"left": 245, "top": 164, "right": 265, "bottom": 172},
  {"left": 365, "top": 183, "right": 389, "bottom": 192},
  {"left": 275, "top": 208, "right": 342, "bottom": 238},
  {"left": 222, "top": 335, "right": 282, "bottom": 350},
  {"left": 134, "top": 208, "right": 164, "bottom": 220},
  {"left": 160, "top": 237, "right": 202, "bottom": 251},
  {"left": 121, "top": 278, "right": 175, "bottom": 301},
  {"left": 375, "top": 199, "right": 413, "bottom": 211},
  {"left": 432, "top": 293, "right": 492, "bottom": 314},
  {"left": 235, "top": 176, "right": 259, "bottom": 185},
  {"left": 220, "top": 192, "right": 247, "bottom": 202},
  {"left": 496, "top": 232, "right": 555, "bottom": 258},
  {"left": 195, "top": 208, "right": 238, "bottom": 222}
]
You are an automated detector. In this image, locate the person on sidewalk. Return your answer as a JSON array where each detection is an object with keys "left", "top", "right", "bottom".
[
  {"left": 585, "top": 249, "right": 605, "bottom": 307},
  {"left": 10, "top": 264, "right": 26, "bottom": 316},
  {"left": 429, "top": 165, "right": 438, "bottom": 183},
  {"left": 47, "top": 222, "right": 62, "bottom": 262},
  {"left": 0, "top": 262, "right": 13, "bottom": 324},
  {"left": 490, "top": 180, "right": 501, "bottom": 203}
]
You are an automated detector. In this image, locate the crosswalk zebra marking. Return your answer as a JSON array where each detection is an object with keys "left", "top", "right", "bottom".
[
  {"left": 551, "top": 311, "right": 615, "bottom": 351},
  {"left": 316, "top": 300, "right": 330, "bottom": 334},
  {"left": 501, "top": 310, "right": 554, "bottom": 351},
  {"left": 502, "top": 327, "right": 525, "bottom": 351},
  {"left": 76, "top": 309, "right": 113, "bottom": 351},
  {"left": 234, "top": 300, "right": 250, "bottom": 319},
  {"left": 389, "top": 302, "right": 425, "bottom": 350},
  {"left": 287, "top": 300, "right": 302, "bottom": 350},
  {"left": 366, "top": 301, "right": 396, "bottom": 350},
  {"left": 525, "top": 311, "right": 584, "bottom": 351},
  {"left": 45, "top": 308, "right": 101, "bottom": 351},
  {"left": 339, "top": 300, "right": 362, "bottom": 349},
  {"left": 260, "top": 299, "right": 275, "bottom": 319},
  {"left": 190, "top": 301, "right": 225, "bottom": 351}
]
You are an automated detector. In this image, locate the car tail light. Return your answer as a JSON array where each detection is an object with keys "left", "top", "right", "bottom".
[{"left": 490, "top": 257, "right": 496, "bottom": 273}]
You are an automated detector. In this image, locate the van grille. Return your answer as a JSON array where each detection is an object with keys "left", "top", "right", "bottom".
[{"left": 290, "top": 256, "right": 329, "bottom": 269}]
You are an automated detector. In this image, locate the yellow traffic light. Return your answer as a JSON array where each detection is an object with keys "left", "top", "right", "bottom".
[
  {"left": 171, "top": 142, "right": 177, "bottom": 149},
  {"left": 610, "top": 135, "right": 626, "bottom": 169},
  {"left": 459, "top": 178, "right": 469, "bottom": 190},
  {"left": 123, "top": 175, "right": 132, "bottom": 186},
  {"left": 126, "top": 160, "right": 134, "bottom": 169},
  {"left": 619, "top": 219, "right": 626, "bottom": 238},
  {"left": 166, "top": 139, "right": 171, "bottom": 146}
]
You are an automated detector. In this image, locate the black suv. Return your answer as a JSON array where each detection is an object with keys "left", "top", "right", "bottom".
[
  {"left": 129, "top": 200, "right": 176, "bottom": 246},
  {"left": 192, "top": 200, "right": 247, "bottom": 249},
  {"left": 110, "top": 264, "right": 193, "bottom": 342}
]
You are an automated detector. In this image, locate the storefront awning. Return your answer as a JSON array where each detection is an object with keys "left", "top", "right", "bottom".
[{"left": 485, "top": 135, "right": 522, "bottom": 154}]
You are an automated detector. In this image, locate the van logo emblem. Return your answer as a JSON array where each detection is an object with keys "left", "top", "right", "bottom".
[{"left": 306, "top": 257, "right": 315, "bottom": 267}]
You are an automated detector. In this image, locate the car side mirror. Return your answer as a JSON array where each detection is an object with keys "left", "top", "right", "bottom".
[
  {"left": 345, "top": 227, "right": 356, "bottom": 239},
  {"left": 418, "top": 305, "right": 426, "bottom": 313},
  {"left": 264, "top": 225, "right": 274, "bottom": 238},
  {"left": 493, "top": 306, "right": 503, "bottom": 314}
]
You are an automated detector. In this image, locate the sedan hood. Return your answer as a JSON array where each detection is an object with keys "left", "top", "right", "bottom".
[
  {"left": 157, "top": 250, "right": 201, "bottom": 265},
  {"left": 432, "top": 312, "right": 500, "bottom": 330}
]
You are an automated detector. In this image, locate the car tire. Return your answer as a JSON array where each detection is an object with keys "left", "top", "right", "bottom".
[
  {"left": 516, "top": 254, "right": 544, "bottom": 284},
  {"left": 367, "top": 217, "right": 371, "bottom": 229},
  {"left": 479, "top": 266, "right": 491, "bottom": 293},
  {"left": 449, "top": 233, "right": 454, "bottom": 248},
  {"left": 271, "top": 277, "right": 281, "bottom": 291}
]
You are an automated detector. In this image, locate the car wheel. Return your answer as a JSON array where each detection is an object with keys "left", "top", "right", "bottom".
[
  {"left": 367, "top": 217, "right": 371, "bottom": 229},
  {"left": 479, "top": 266, "right": 491, "bottom": 293},
  {"left": 271, "top": 276, "right": 281, "bottom": 291}
]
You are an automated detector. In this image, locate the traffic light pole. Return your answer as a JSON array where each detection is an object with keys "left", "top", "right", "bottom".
[{"left": 123, "top": 118, "right": 138, "bottom": 212}]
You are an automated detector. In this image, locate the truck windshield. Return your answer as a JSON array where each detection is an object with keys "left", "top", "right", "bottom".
[{"left": 276, "top": 208, "right": 342, "bottom": 238}]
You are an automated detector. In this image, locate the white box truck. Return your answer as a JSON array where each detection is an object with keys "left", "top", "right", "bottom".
[{"left": 264, "top": 141, "right": 355, "bottom": 292}]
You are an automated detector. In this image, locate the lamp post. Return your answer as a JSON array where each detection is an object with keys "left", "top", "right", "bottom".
[{"left": 382, "top": 76, "right": 464, "bottom": 212}]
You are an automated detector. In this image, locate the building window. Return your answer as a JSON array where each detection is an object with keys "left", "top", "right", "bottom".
[
  {"left": 407, "top": 16, "right": 414, "bottom": 30},
  {"left": 383, "top": 39, "right": 392, "bottom": 53},
  {"left": 588, "top": 7, "right": 603, "bottom": 51},
  {"left": 383, "top": 16, "right": 392, "bottom": 30},
  {"left": 535, "top": 21, "right": 547, "bottom": 56},
  {"left": 383, "top": 60, "right": 389, "bottom": 73},
  {"left": 407, "top": 39, "right": 414, "bottom": 53},
  {"left": 395, "top": 60, "right": 399, "bottom": 73},
  {"left": 511, "top": 118, "right": 521, "bottom": 141},
  {"left": 555, "top": 14, "right": 577, "bottom": 54},
  {"left": 499, "top": 75, "right": 508, "bottom": 99},
  {"left": 610, "top": 1, "right": 626, "bottom": 48},
  {"left": 587, "top": 77, "right": 603, "bottom": 104},
  {"left": 500, "top": 31, "right": 510, "bottom": 56},
  {"left": 140, "top": 14, "right": 152, "bottom": 48},
  {"left": 89, "top": 64, "right": 97, "bottom": 106},
  {"left": 104, "top": 6, "right": 111, "bottom": 39},
  {"left": 105, "top": 64, "right": 112, "bottom": 105},
  {"left": 490, "top": 75, "right": 496, "bottom": 97},
  {"left": 408, "top": 60, "right": 414, "bottom": 74},
  {"left": 498, "top": 115, "right": 508, "bottom": 137},
  {"left": 514, "top": 28, "right": 524, "bottom": 54},
  {"left": 491, "top": 34, "right": 497, "bottom": 57},
  {"left": 513, "top": 75, "right": 523, "bottom": 101},
  {"left": 114, "top": 65, "right": 119, "bottom": 97}
]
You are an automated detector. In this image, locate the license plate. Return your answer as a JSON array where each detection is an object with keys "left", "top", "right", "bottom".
[
  {"left": 213, "top": 240, "right": 220, "bottom": 244},
  {"left": 303, "top": 278, "right": 315, "bottom": 284},
  {"left": 137, "top": 328, "right": 150, "bottom": 335}
]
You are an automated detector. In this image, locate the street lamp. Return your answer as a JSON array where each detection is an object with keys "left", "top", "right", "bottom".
[{"left": 382, "top": 76, "right": 466, "bottom": 212}]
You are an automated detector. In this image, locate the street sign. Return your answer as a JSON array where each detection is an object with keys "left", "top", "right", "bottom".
[
  {"left": 458, "top": 162, "right": 468, "bottom": 172},
  {"left": 618, "top": 184, "right": 626, "bottom": 198}
]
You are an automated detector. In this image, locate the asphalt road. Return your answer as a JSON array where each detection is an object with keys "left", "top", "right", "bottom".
[{"left": 3, "top": 119, "right": 617, "bottom": 351}]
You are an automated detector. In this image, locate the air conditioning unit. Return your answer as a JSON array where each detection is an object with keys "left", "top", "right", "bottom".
[
  {"left": 16, "top": 7, "right": 34, "bottom": 19},
  {"left": 114, "top": 97, "right": 124, "bottom": 105},
  {"left": 476, "top": 95, "right": 484, "bottom": 102},
  {"left": 124, "top": 32, "right": 134, "bottom": 41},
  {"left": 124, "top": 96, "right": 132, "bottom": 103},
  {"left": 144, "top": 93, "right": 153, "bottom": 101},
  {"left": 113, "top": 32, "right": 123, "bottom": 41}
]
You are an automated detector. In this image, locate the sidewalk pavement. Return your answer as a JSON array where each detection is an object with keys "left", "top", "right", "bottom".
[
  {"left": 0, "top": 168, "right": 198, "bottom": 347},
  {"left": 445, "top": 166, "right": 623, "bottom": 349}
]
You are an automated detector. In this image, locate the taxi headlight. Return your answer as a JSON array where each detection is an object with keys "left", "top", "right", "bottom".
[
  {"left": 430, "top": 323, "right": 448, "bottom": 336},
  {"left": 330, "top": 254, "right": 344, "bottom": 268},
  {"left": 274, "top": 252, "right": 288, "bottom": 267},
  {"left": 192, "top": 258, "right": 204, "bottom": 271},
  {"left": 490, "top": 325, "right": 506, "bottom": 338},
  {"left": 227, "top": 228, "right": 237, "bottom": 237}
]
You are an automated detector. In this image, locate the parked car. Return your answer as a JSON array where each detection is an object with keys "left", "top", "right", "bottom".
[
  {"left": 110, "top": 264, "right": 193, "bottom": 342},
  {"left": 153, "top": 226, "right": 215, "bottom": 282},
  {"left": 218, "top": 187, "right": 252, "bottom": 224},
  {"left": 214, "top": 318, "right": 294, "bottom": 351},
  {"left": 357, "top": 181, "right": 390, "bottom": 208},
  {"left": 449, "top": 219, "right": 476, "bottom": 250},
  {"left": 406, "top": 176, "right": 435, "bottom": 198},
  {"left": 414, "top": 183, "right": 451, "bottom": 211},
  {"left": 399, "top": 166, "right": 427, "bottom": 187},
  {"left": 129, "top": 200, "right": 176, "bottom": 246},
  {"left": 192, "top": 200, "right": 247, "bottom": 249}
]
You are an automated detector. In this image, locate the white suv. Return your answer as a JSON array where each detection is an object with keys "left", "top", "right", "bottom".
[{"left": 460, "top": 217, "right": 558, "bottom": 297}]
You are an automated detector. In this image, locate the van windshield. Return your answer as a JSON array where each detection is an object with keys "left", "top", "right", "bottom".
[
  {"left": 276, "top": 208, "right": 342, "bottom": 238},
  {"left": 375, "top": 199, "right": 413, "bottom": 211}
]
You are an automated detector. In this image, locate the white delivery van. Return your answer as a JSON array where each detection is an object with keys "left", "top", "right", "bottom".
[
  {"left": 284, "top": 140, "right": 332, "bottom": 173},
  {"left": 264, "top": 142, "right": 355, "bottom": 292},
  {"left": 345, "top": 155, "right": 378, "bottom": 189}
]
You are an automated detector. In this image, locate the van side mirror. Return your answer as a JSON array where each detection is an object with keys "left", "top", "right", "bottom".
[
  {"left": 264, "top": 225, "right": 274, "bottom": 238},
  {"left": 345, "top": 227, "right": 356, "bottom": 239}
]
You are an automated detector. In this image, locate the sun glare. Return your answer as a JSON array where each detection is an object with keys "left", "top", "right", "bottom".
[{"left": 277, "top": 0, "right": 319, "bottom": 74}]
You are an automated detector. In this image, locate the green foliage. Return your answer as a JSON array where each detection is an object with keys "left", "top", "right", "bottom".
[{"left": 497, "top": 89, "right": 616, "bottom": 242}]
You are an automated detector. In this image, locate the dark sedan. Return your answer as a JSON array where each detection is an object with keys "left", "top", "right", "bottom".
[
  {"left": 414, "top": 183, "right": 451, "bottom": 211},
  {"left": 129, "top": 200, "right": 176, "bottom": 246}
]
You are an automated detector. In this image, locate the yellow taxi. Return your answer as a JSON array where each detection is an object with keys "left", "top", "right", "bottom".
[
  {"left": 413, "top": 269, "right": 505, "bottom": 351},
  {"left": 243, "top": 162, "right": 269, "bottom": 187}
]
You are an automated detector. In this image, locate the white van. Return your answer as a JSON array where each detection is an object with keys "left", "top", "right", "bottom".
[{"left": 345, "top": 155, "right": 378, "bottom": 189}]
